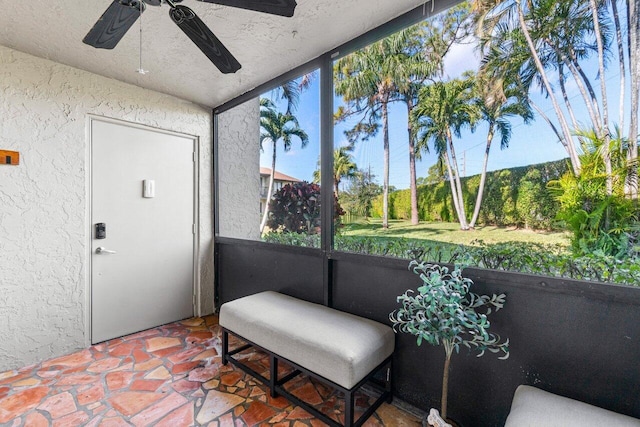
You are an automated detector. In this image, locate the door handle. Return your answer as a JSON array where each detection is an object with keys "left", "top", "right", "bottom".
[{"left": 96, "top": 247, "right": 117, "bottom": 254}]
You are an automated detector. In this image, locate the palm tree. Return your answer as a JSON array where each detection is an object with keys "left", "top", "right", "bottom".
[
  {"left": 413, "top": 77, "right": 479, "bottom": 230},
  {"left": 312, "top": 146, "right": 358, "bottom": 198},
  {"left": 475, "top": 0, "right": 640, "bottom": 200},
  {"left": 397, "top": 6, "right": 472, "bottom": 226},
  {"left": 469, "top": 73, "right": 534, "bottom": 228},
  {"left": 334, "top": 30, "right": 415, "bottom": 229},
  {"left": 627, "top": 0, "right": 639, "bottom": 200},
  {"left": 273, "top": 72, "right": 316, "bottom": 114},
  {"left": 474, "top": 0, "right": 583, "bottom": 175},
  {"left": 259, "top": 98, "right": 309, "bottom": 233}
]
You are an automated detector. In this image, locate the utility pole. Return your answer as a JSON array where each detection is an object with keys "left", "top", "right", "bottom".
[{"left": 461, "top": 150, "right": 466, "bottom": 177}]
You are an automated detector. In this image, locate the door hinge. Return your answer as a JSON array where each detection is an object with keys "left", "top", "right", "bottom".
[
  {"left": 192, "top": 224, "right": 196, "bottom": 234},
  {"left": 192, "top": 152, "right": 196, "bottom": 162}
]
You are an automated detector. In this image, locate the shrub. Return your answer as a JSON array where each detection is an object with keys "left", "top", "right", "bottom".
[
  {"left": 265, "top": 181, "right": 345, "bottom": 234},
  {"left": 260, "top": 233, "right": 640, "bottom": 285},
  {"left": 548, "top": 132, "right": 638, "bottom": 257},
  {"left": 263, "top": 232, "right": 321, "bottom": 248}
]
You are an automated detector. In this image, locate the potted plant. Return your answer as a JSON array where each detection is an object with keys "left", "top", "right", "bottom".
[{"left": 389, "top": 261, "right": 509, "bottom": 426}]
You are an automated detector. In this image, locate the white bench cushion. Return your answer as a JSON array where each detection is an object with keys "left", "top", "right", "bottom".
[
  {"left": 219, "top": 291, "right": 395, "bottom": 389},
  {"left": 505, "top": 385, "right": 640, "bottom": 427}
]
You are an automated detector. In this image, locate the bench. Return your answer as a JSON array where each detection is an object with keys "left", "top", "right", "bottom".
[
  {"left": 505, "top": 385, "right": 640, "bottom": 426},
  {"left": 219, "top": 291, "right": 395, "bottom": 427}
]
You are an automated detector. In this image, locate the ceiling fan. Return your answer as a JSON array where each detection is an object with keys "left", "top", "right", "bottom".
[{"left": 83, "top": 0, "right": 298, "bottom": 74}]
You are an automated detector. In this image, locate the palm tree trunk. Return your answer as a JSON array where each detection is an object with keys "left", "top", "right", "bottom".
[
  {"left": 470, "top": 124, "right": 494, "bottom": 228},
  {"left": 531, "top": 101, "right": 564, "bottom": 143},
  {"left": 441, "top": 343, "right": 454, "bottom": 420},
  {"left": 590, "top": 0, "right": 613, "bottom": 196},
  {"left": 382, "top": 101, "right": 390, "bottom": 229},
  {"left": 547, "top": 41, "right": 602, "bottom": 135},
  {"left": 567, "top": 57, "right": 603, "bottom": 136},
  {"left": 408, "top": 101, "right": 419, "bottom": 226},
  {"left": 590, "top": 0, "right": 609, "bottom": 126},
  {"left": 259, "top": 143, "right": 278, "bottom": 233},
  {"left": 611, "top": 0, "right": 626, "bottom": 131},
  {"left": 627, "top": 0, "right": 639, "bottom": 200},
  {"left": 443, "top": 152, "right": 463, "bottom": 227},
  {"left": 572, "top": 58, "right": 605, "bottom": 124},
  {"left": 559, "top": 67, "right": 580, "bottom": 131},
  {"left": 447, "top": 130, "right": 469, "bottom": 230},
  {"left": 516, "top": 0, "right": 581, "bottom": 175}
]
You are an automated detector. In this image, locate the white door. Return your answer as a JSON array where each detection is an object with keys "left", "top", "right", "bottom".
[{"left": 91, "top": 118, "right": 196, "bottom": 344}]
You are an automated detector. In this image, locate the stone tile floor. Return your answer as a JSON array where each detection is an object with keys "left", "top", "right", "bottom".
[{"left": 0, "top": 316, "right": 422, "bottom": 426}]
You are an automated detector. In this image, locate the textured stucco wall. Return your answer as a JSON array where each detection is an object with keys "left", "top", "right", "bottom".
[
  {"left": 0, "top": 45, "right": 214, "bottom": 372},
  {"left": 217, "top": 99, "right": 261, "bottom": 240}
]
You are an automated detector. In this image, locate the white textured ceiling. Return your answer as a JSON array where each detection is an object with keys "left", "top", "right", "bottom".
[{"left": 0, "top": 0, "right": 428, "bottom": 108}]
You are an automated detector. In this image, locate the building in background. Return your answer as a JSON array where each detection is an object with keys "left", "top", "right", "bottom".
[{"left": 260, "top": 167, "right": 301, "bottom": 214}]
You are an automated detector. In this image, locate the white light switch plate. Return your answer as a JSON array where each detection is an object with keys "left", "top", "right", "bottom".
[{"left": 143, "top": 180, "right": 155, "bottom": 198}]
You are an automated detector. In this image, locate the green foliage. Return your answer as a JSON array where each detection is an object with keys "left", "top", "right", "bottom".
[
  {"left": 312, "top": 146, "right": 358, "bottom": 195},
  {"left": 390, "top": 261, "right": 509, "bottom": 417},
  {"left": 515, "top": 169, "right": 558, "bottom": 229},
  {"left": 260, "top": 233, "right": 640, "bottom": 285},
  {"left": 418, "top": 162, "right": 448, "bottom": 186},
  {"left": 390, "top": 261, "right": 509, "bottom": 358},
  {"left": 548, "top": 131, "right": 638, "bottom": 257},
  {"left": 263, "top": 232, "right": 321, "bottom": 248},
  {"left": 265, "top": 182, "right": 344, "bottom": 234},
  {"left": 372, "top": 160, "right": 567, "bottom": 227},
  {"left": 481, "top": 169, "right": 518, "bottom": 225},
  {"left": 340, "top": 169, "right": 383, "bottom": 218}
]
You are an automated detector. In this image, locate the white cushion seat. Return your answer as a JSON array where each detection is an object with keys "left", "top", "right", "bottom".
[
  {"left": 505, "top": 385, "right": 640, "bottom": 427},
  {"left": 219, "top": 291, "right": 395, "bottom": 389}
]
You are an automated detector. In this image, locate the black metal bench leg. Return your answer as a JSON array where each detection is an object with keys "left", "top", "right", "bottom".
[
  {"left": 345, "top": 390, "right": 354, "bottom": 427},
  {"left": 269, "top": 354, "right": 279, "bottom": 398},
  {"left": 221, "top": 330, "right": 229, "bottom": 366}
]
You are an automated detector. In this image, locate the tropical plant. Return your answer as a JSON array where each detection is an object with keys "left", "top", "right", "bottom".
[
  {"left": 469, "top": 72, "right": 534, "bottom": 228},
  {"left": 259, "top": 98, "right": 309, "bottom": 233},
  {"left": 475, "top": 0, "right": 590, "bottom": 175},
  {"left": 272, "top": 73, "right": 316, "bottom": 114},
  {"left": 548, "top": 127, "right": 638, "bottom": 256},
  {"left": 334, "top": 28, "right": 419, "bottom": 229},
  {"left": 265, "top": 181, "right": 345, "bottom": 234},
  {"left": 395, "top": 6, "right": 472, "bottom": 226},
  {"left": 313, "top": 146, "right": 358, "bottom": 198},
  {"left": 413, "top": 75, "right": 479, "bottom": 230},
  {"left": 390, "top": 261, "right": 509, "bottom": 421},
  {"left": 475, "top": 0, "right": 639, "bottom": 197}
]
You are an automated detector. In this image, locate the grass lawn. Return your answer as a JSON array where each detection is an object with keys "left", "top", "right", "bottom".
[{"left": 339, "top": 219, "right": 571, "bottom": 247}]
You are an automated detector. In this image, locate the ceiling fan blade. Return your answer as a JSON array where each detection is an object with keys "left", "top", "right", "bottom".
[
  {"left": 195, "top": 0, "right": 297, "bottom": 17},
  {"left": 170, "top": 5, "right": 241, "bottom": 74},
  {"left": 83, "top": 0, "right": 145, "bottom": 49}
]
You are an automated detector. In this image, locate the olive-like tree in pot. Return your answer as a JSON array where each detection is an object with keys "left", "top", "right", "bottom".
[{"left": 389, "top": 261, "right": 509, "bottom": 422}]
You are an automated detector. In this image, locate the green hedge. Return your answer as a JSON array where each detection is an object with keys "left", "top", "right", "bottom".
[
  {"left": 370, "top": 159, "right": 568, "bottom": 229},
  {"left": 262, "top": 232, "right": 640, "bottom": 286}
]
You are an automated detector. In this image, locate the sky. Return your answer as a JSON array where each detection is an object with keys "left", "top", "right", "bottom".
[{"left": 259, "top": 10, "right": 629, "bottom": 192}]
